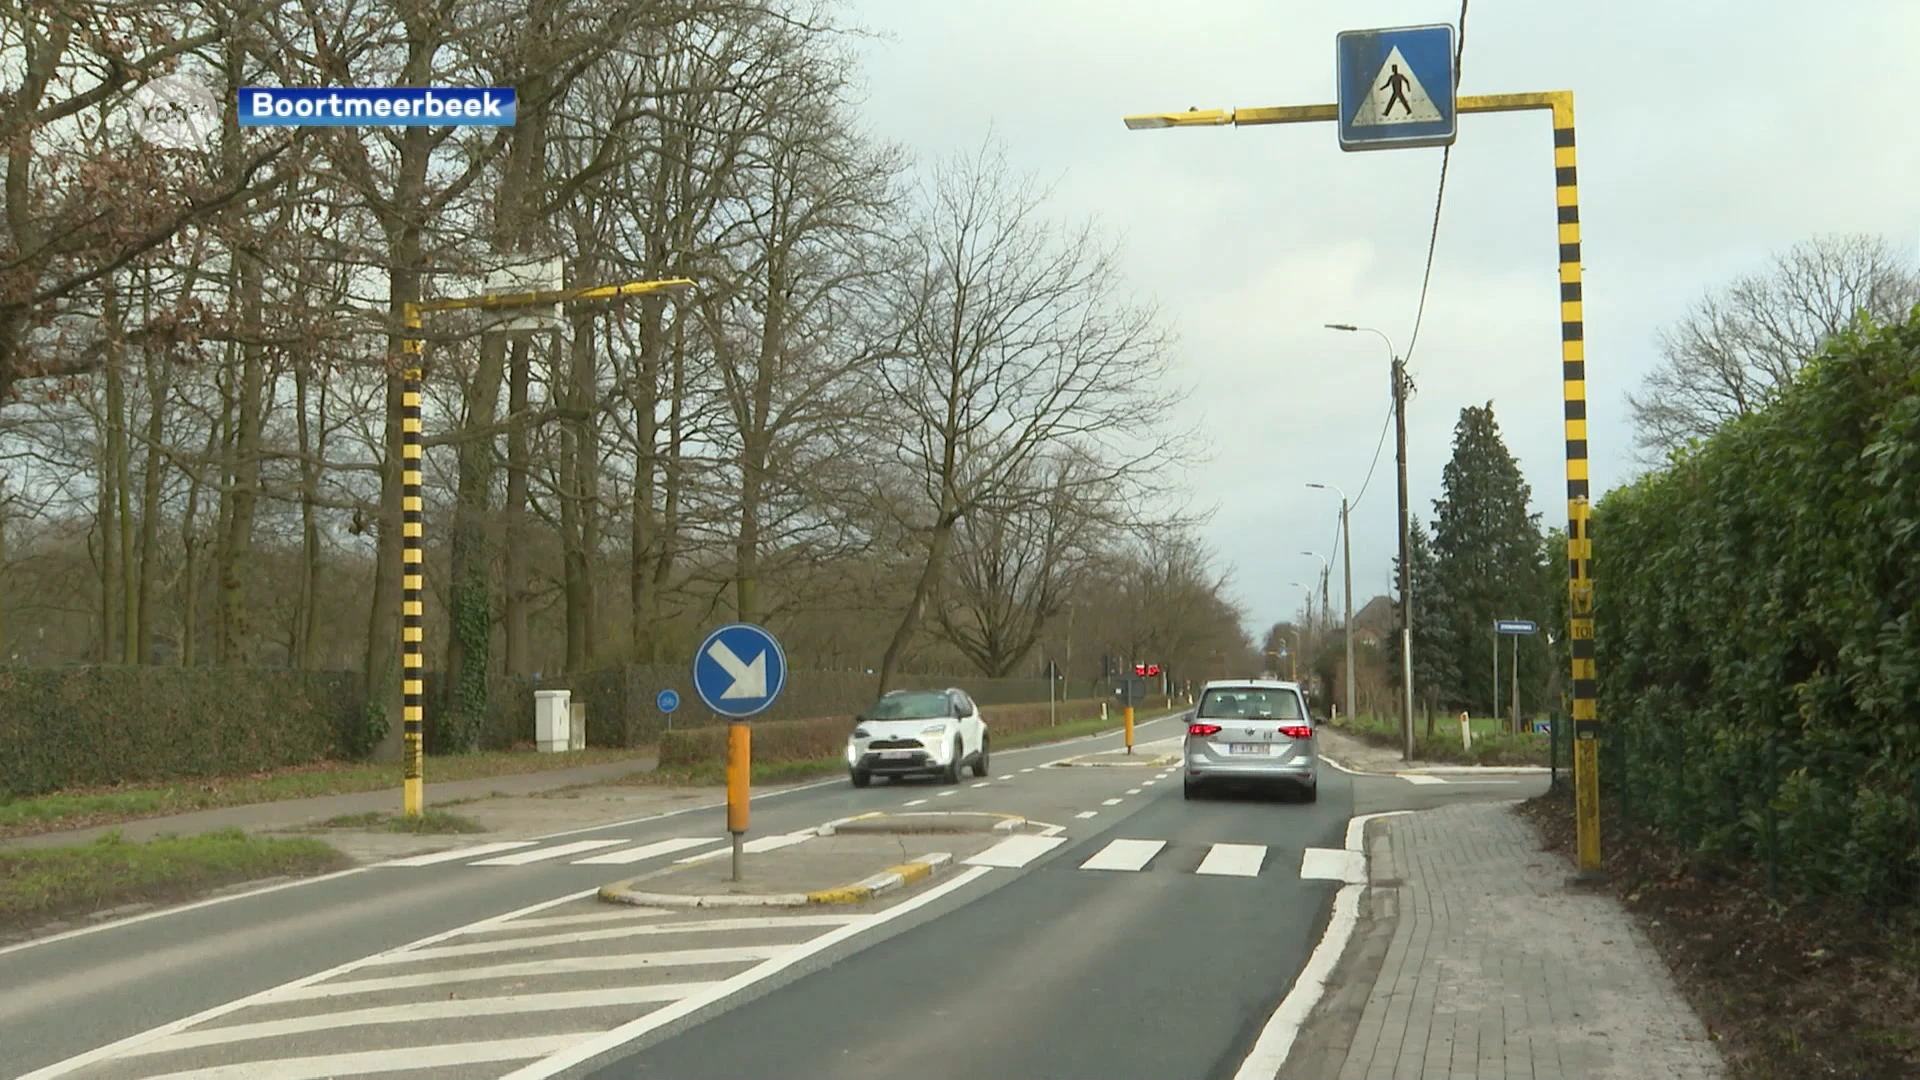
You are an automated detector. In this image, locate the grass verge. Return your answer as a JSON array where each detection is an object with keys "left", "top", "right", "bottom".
[
  {"left": 0, "top": 829, "right": 349, "bottom": 931},
  {"left": 620, "top": 757, "right": 844, "bottom": 787},
  {"left": 1517, "top": 788, "right": 1919, "bottom": 1079},
  {"left": 1336, "top": 713, "right": 1550, "bottom": 766},
  {"left": 0, "top": 747, "right": 655, "bottom": 840},
  {"left": 316, "top": 810, "right": 487, "bottom": 834}
]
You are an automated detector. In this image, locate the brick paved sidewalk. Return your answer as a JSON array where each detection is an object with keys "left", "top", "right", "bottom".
[{"left": 1319, "top": 802, "right": 1723, "bottom": 1080}]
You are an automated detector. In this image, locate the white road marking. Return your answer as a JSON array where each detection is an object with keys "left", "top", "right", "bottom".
[
  {"left": 502, "top": 866, "right": 996, "bottom": 1079},
  {"left": 936, "top": 790, "right": 956, "bottom": 797},
  {"left": 16, "top": 887, "right": 604, "bottom": 1080},
  {"left": 135, "top": 1034, "right": 582, "bottom": 1080},
  {"left": 997, "top": 774, "right": 1014, "bottom": 780},
  {"left": 129, "top": 986, "right": 705, "bottom": 1056},
  {"left": 476, "top": 908, "right": 672, "bottom": 933},
  {"left": 377, "top": 841, "right": 538, "bottom": 867},
  {"left": 1126, "top": 788, "right": 1142, "bottom": 795},
  {"left": 963, "top": 835, "right": 1067, "bottom": 869},
  {"left": 1101, "top": 798, "right": 1123, "bottom": 806},
  {"left": 675, "top": 831, "right": 813, "bottom": 863},
  {"left": 1079, "top": 838, "right": 1165, "bottom": 872},
  {"left": 572, "top": 836, "right": 718, "bottom": 865},
  {"left": 275, "top": 946, "right": 788, "bottom": 1000},
  {"left": 1075, "top": 811, "right": 1098, "bottom": 819},
  {"left": 1300, "top": 846, "right": 1368, "bottom": 884},
  {"left": 971, "top": 781, "right": 991, "bottom": 788},
  {"left": 368, "top": 914, "right": 861, "bottom": 964},
  {"left": 1196, "top": 842, "right": 1267, "bottom": 878},
  {"left": 903, "top": 798, "right": 928, "bottom": 806},
  {"left": 469, "top": 839, "right": 626, "bottom": 866},
  {"left": 1143, "top": 779, "right": 1159, "bottom": 786},
  {"left": 1231, "top": 811, "right": 1411, "bottom": 1080},
  {"left": 1398, "top": 774, "right": 1448, "bottom": 785},
  {"left": 1019, "top": 767, "right": 1035, "bottom": 773}
]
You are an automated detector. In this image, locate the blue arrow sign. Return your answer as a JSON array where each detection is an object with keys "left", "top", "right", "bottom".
[
  {"left": 691, "top": 622, "right": 788, "bottom": 719},
  {"left": 1336, "top": 24, "right": 1458, "bottom": 152},
  {"left": 1496, "top": 620, "right": 1538, "bottom": 634},
  {"left": 655, "top": 688, "right": 680, "bottom": 714}
]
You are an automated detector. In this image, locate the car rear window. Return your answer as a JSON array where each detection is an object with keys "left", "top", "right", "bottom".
[
  {"left": 864, "top": 691, "right": 951, "bottom": 721},
  {"left": 1197, "top": 688, "right": 1304, "bottom": 720}
]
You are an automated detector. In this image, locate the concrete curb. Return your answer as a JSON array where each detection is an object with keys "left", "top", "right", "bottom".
[
  {"left": 597, "top": 852, "right": 954, "bottom": 909},
  {"left": 1048, "top": 752, "right": 1180, "bottom": 768},
  {"left": 815, "top": 811, "right": 1025, "bottom": 837},
  {"left": 1318, "top": 753, "right": 1549, "bottom": 777}
]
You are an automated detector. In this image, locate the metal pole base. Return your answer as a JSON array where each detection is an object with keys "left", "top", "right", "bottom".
[{"left": 730, "top": 832, "right": 743, "bottom": 882}]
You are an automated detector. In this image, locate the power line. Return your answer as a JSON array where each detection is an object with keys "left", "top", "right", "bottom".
[
  {"left": 1350, "top": 394, "right": 1395, "bottom": 511},
  {"left": 1403, "top": 0, "right": 1469, "bottom": 367}
]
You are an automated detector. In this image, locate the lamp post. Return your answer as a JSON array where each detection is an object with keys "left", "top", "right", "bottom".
[
  {"left": 1326, "top": 323, "right": 1413, "bottom": 762},
  {"left": 1306, "top": 482, "right": 1354, "bottom": 727},
  {"left": 1301, "top": 550, "right": 1330, "bottom": 636}
]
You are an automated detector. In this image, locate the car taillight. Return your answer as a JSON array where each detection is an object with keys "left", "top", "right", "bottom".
[
  {"left": 1188, "top": 722, "right": 1222, "bottom": 737},
  {"left": 1279, "top": 725, "right": 1312, "bottom": 739}
]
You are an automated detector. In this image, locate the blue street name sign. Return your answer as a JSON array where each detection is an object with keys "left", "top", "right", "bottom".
[
  {"left": 656, "top": 688, "right": 680, "bottom": 714},
  {"left": 691, "top": 622, "right": 788, "bottom": 719},
  {"left": 1496, "top": 620, "right": 1539, "bottom": 635},
  {"left": 1336, "top": 24, "right": 1458, "bottom": 152}
]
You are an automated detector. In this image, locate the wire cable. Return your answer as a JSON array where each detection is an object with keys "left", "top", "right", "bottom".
[{"left": 1402, "top": 0, "right": 1469, "bottom": 367}]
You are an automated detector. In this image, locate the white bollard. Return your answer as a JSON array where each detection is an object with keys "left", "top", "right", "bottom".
[{"left": 1459, "top": 710, "right": 1472, "bottom": 751}]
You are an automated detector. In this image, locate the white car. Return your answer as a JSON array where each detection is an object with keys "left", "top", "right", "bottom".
[{"left": 846, "top": 688, "right": 990, "bottom": 787}]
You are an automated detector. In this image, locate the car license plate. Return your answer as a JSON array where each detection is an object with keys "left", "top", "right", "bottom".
[
  {"left": 880, "top": 750, "right": 917, "bottom": 759},
  {"left": 1228, "top": 743, "right": 1268, "bottom": 755}
]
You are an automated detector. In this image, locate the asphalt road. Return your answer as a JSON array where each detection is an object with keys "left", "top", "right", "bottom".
[{"left": 2, "top": 713, "right": 1547, "bottom": 1080}]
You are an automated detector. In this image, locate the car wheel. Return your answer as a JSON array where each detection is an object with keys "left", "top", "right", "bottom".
[
  {"left": 943, "top": 740, "right": 964, "bottom": 784},
  {"left": 1300, "top": 781, "right": 1317, "bottom": 803},
  {"left": 971, "top": 736, "right": 990, "bottom": 777},
  {"left": 1183, "top": 776, "right": 1197, "bottom": 800},
  {"left": 850, "top": 768, "right": 871, "bottom": 789}
]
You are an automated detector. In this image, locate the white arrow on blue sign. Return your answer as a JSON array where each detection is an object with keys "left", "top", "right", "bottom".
[
  {"left": 691, "top": 622, "right": 788, "bottom": 718},
  {"left": 1496, "top": 620, "right": 1538, "bottom": 634},
  {"left": 1336, "top": 23, "right": 1458, "bottom": 152}
]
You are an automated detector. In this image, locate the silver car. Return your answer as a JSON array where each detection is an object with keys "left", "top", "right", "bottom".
[{"left": 1182, "top": 679, "right": 1318, "bottom": 801}]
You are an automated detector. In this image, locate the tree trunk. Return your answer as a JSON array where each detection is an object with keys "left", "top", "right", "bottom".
[
  {"left": 561, "top": 310, "right": 599, "bottom": 671},
  {"left": 216, "top": 259, "right": 266, "bottom": 665},
  {"left": 501, "top": 334, "right": 533, "bottom": 675},
  {"left": 98, "top": 339, "right": 123, "bottom": 663},
  {"left": 293, "top": 359, "right": 317, "bottom": 667},
  {"left": 444, "top": 332, "right": 506, "bottom": 741},
  {"left": 877, "top": 521, "right": 954, "bottom": 694},
  {"left": 136, "top": 339, "right": 170, "bottom": 664}
]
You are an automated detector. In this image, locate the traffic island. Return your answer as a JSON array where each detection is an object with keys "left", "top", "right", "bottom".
[
  {"left": 597, "top": 822, "right": 1010, "bottom": 909},
  {"left": 1049, "top": 737, "right": 1182, "bottom": 768}
]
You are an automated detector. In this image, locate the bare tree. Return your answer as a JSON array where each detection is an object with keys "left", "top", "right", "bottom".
[
  {"left": 1629, "top": 233, "right": 1920, "bottom": 459},
  {"left": 871, "top": 139, "right": 1182, "bottom": 693}
]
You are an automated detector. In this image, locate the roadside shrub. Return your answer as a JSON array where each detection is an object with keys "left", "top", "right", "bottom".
[
  {"left": 0, "top": 667, "right": 363, "bottom": 799},
  {"left": 1597, "top": 309, "right": 1920, "bottom": 910}
]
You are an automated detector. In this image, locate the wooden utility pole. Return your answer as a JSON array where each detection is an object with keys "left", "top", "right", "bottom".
[{"left": 1393, "top": 356, "right": 1414, "bottom": 762}]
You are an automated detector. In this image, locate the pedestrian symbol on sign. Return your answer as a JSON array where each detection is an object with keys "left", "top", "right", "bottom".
[{"left": 1351, "top": 46, "right": 1443, "bottom": 127}]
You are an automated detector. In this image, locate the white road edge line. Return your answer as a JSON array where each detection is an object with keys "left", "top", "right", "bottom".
[
  {"left": 1229, "top": 810, "right": 1411, "bottom": 1080},
  {"left": 17, "top": 887, "right": 603, "bottom": 1080},
  {"left": 903, "top": 798, "right": 928, "bottom": 806},
  {"left": 1101, "top": 798, "right": 1123, "bottom": 806},
  {"left": 1075, "top": 811, "right": 1098, "bottom": 819},
  {"left": 498, "top": 866, "right": 997, "bottom": 1080}
]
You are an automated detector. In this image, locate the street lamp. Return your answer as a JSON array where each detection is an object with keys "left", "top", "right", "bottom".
[
  {"left": 1307, "top": 482, "right": 1355, "bottom": 728},
  {"left": 1300, "top": 550, "right": 1330, "bottom": 635},
  {"left": 1326, "top": 322, "right": 1414, "bottom": 762}
]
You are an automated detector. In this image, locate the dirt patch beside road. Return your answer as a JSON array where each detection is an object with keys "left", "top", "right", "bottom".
[{"left": 1518, "top": 788, "right": 1920, "bottom": 1080}]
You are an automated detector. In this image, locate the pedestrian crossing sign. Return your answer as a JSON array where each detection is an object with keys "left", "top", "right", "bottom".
[{"left": 1336, "top": 24, "right": 1458, "bottom": 151}]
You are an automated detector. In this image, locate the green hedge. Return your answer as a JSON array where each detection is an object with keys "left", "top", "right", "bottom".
[
  {"left": 0, "top": 667, "right": 363, "bottom": 799},
  {"left": 657, "top": 696, "right": 1172, "bottom": 767},
  {"left": 1597, "top": 311, "right": 1920, "bottom": 909}
]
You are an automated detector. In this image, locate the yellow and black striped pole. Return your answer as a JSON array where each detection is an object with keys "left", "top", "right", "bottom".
[
  {"left": 401, "top": 302, "right": 426, "bottom": 817},
  {"left": 1548, "top": 92, "right": 1602, "bottom": 875}
]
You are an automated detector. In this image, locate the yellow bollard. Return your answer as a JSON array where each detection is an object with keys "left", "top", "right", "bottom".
[
  {"left": 726, "top": 722, "right": 750, "bottom": 881},
  {"left": 1124, "top": 705, "right": 1135, "bottom": 755}
]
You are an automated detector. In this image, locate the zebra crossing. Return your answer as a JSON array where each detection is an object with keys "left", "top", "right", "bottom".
[
  {"left": 964, "top": 832, "right": 1353, "bottom": 883},
  {"left": 373, "top": 830, "right": 819, "bottom": 870}
]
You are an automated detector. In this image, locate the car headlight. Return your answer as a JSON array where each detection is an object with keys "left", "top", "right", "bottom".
[
  {"left": 852, "top": 728, "right": 870, "bottom": 739},
  {"left": 920, "top": 723, "right": 948, "bottom": 736}
]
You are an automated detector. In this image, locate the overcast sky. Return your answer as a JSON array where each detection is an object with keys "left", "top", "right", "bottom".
[{"left": 842, "top": 0, "right": 1920, "bottom": 638}]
